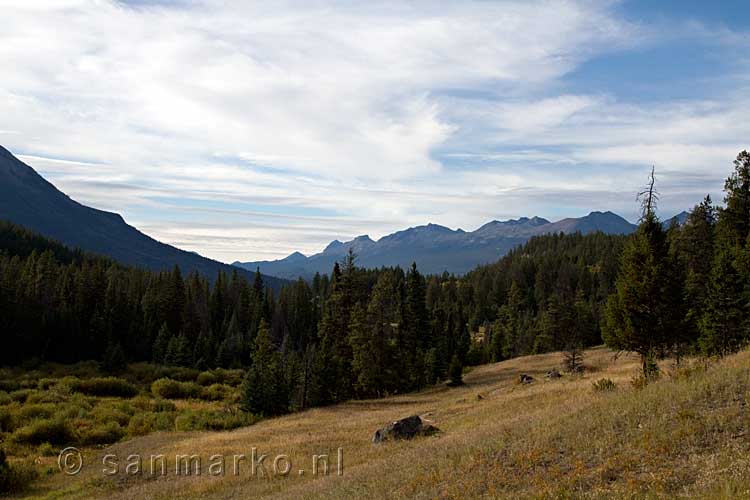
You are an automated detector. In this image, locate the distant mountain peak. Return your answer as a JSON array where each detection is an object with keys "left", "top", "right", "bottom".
[
  {"left": 323, "top": 239, "right": 343, "bottom": 252},
  {"left": 284, "top": 251, "right": 307, "bottom": 262}
]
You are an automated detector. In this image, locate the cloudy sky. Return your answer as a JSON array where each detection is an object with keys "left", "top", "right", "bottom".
[{"left": 1, "top": 0, "right": 749, "bottom": 263}]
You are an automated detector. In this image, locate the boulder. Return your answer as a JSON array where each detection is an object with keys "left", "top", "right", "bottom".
[
  {"left": 519, "top": 374, "right": 535, "bottom": 384},
  {"left": 545, "top": 369, "right": 562, "bottom": 379},
  {"left": 372, "top": 415, "right": 439, "bottom": 444}
]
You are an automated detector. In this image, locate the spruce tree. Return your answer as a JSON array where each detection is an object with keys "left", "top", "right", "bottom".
[
  {"left": 698, "top": 245, "right": 748, "bottom": 356},
  {"left": 240, "top": 319, "right": 288, "bottom": 416},
  {"left": 676, "top": 196, "right": 717, "bottom": 342},
  {"left": 718, "top": 150, "right": 750, "bottom": 247},
  {"left": 603, "top": 169, "right": 681, "bottom": 378},
  {"left": 152, "top": 323, "right": 171, "bottom": 364},
  {"left": 101, "top": 340, "right": 126, "bottom": 373},
  {"left": 348, "top": 302, "right": 384, "bottom": 397}
]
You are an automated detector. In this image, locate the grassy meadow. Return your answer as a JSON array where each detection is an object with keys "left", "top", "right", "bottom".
[{"left": 4, "top": 347, "right": 750, "bottom": 499}]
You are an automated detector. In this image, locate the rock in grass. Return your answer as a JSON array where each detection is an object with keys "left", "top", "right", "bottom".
[
  {"left": 519, "top": 374, "right": 535, "bottom": 384},
  {"left": 545, "top": 369, "right": 562, "bottom": 379},
  {"left": 372, "top": 415, "right": 440, "bottom": 444}
]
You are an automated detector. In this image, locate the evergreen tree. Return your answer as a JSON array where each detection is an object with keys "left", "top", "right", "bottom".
[
  {"left": 152, "top": 323, "right": 171, "bottom": 364},
  {"left": 603, "top": 169, "right": 681, "bottom": 378},
  {"left": 348, "top": 302, "right": 386, "bottom": 397},
  {"left": 675, "top": 196, "right": 717, "bottom": 342},
  {"left": 404, "top": 263, "right": 429, "bottom": 388},
  {"left": 698, "top": 245, "right": 748, "bottom": 356},
  {"left": 240, "top": 319, "right": 289, "bottom": 416},
  {"left": 101, "top": 340, "right": 126, "bottom": 373},
  {"left": 718, "top": 150, "right": 750, "bottom": 247}
]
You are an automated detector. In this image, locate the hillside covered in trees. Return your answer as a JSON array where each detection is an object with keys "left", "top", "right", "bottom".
[{"left": 1, "top": 150, "right": 749, "bottom": 417}]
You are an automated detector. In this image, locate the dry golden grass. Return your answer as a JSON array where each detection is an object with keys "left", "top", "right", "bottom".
[{"left": 19, "top": 347, "right": 750, "bottom": 499}]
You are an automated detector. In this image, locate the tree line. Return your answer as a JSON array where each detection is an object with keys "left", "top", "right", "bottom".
[
  {"left": 604, "top": 151, "right": 750, "bottom": 377},
  {"left": 1, "top": 150, "right": 748, "bottom": 414}
]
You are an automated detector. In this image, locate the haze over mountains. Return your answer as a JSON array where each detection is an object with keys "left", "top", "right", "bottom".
[
  {"left": 0, "top": 145, "right": 284, "bottom": 288},
  {"left": 234, "top": 212, "right": 633, "bottom": 279},
  {"left": 235, "top": 211, "right": 690, "bottom": 280}
]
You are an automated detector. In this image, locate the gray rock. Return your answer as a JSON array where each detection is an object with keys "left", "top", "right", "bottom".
[
  {"left": 372, "top": 415, "right": 440, "bottom": 444},
  {"left": 519, "top": 374, "right": 535, "bottom": 384},
  {"left": 545, "top": 369, "right": 562, "bottom": 379}
]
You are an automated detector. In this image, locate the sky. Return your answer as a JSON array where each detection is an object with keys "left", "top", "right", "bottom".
[{"left": 1, "top": 0, "right": 749, "bottom": 263}]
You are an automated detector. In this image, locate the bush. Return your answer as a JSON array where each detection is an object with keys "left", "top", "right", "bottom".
[
  {"left": 67, "top": 377, "right": 139, "bottom": 398},
  {"left": 25, "top": 390, "right": 67, "bottom": 404},
  {"left": 0, "top": 449, "right": 38, "bottom": 494},
  {"left": 91, "top": 406, "right": 131, "bottom": 427},
  {"left": 0, "top": 380, "right": 21, "bottom": 393},
  {"left": 37, "top": 378, "right": 58, "bottom": 390},
  {"left": 200, "top": 384, "right": 233, "bottom": 402},
  {"left": 151, "top": 378, "right": 201, "bottom": 400},
  {"left": 129, "top": 364, "right": 201, "bottom": 385},
  {"left": 15, "top": 403, "right": 56, "bottom": 422},
  {"left": 196, "top": 369, "right": 244, "bottom": 387},
  {"left": 37, "top": 442, "right": 56, "bottom": 457},
  {"left": 131, "top": 396, "right": 176, "bottom": 413},
  {"left": 126, "top": 412, "right": 175, "bottom": 437},
  {"left": 9, "top": 390, "right": 32, "bottom": 404},
  {"left": 152, "top": 399, "right": 176, "bottom": 412},
  {"left": 80, "top": 421, "right": 124, "bottom": 446},
  {"left": 0, "top": 408, "right": 16, "bottom": 433},
  {"left": 196, "top": 371, "right": 219, "bottom": 386},
  {"left": 0, "top": 392, "right": 10, "bottom": 406},
  {"left": 174, "top": 409, "right": 257, "bottom": 432},
  {"left": 11, "top": 418, "right": 77, "bottom": 445},
  {"left": 592, "top": 378, "right": 617, "bottom": 392}
]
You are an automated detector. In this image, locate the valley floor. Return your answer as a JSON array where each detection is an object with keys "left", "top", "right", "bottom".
[{"left": 26, "top": 347, "right": 750, "bottom": 499}]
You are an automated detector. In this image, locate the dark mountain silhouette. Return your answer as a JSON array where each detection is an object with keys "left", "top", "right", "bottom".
[
  {"left": 234, "top": 211, "right": 643, "bottom": 279},
  {"left": 0, "top": 145, "right": 284, "bottom": 289}
]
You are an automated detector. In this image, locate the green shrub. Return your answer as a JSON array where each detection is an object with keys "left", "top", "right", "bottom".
[
  {"left": 0, "top": 449, "right": 38, "bottom": 494},
  {"left": 9, "top": 390, "right": 32, "bottom": 404},
  {"left": 0, "top": 392, "right": 10, "bottom": 406},
  {"left": 592, "top": 378, "right": 617, "bottom": 392},
  {"left": 127, "top": 364, "right": 200, "bottom": 385},
  {"left": 200, "top": 384, "right": 233, "bottom": 402},
  {"left": 81, "top": 421, "right": 124, "bottom": 446},
  {"left": 68, "top": 377, "right": 139, "bottom": 398},
  {"left": 217, "top": 369, "right": 245, "bottom": 387},
  {"left": 196, "top": 369, "right": 244, "bottom": 387},
  {"left": 0, "top": 380, "right": 21, "bottom": 393},
  {"left": 196, "top": 371, "right": 219, "bottom": 386},
  {"left": 126, "top": 412, "right": 175, "bottom": 437},
  {"left": 0, "top": 408, "right": 16, "bottom": 433},
  {"left": 151, "top": 378, "right": 201, "bottom": 399},
  {"left": 15, "top": 403, "right": 56, "bottom": 422},
  {"left": 36, "top": 442, "right": 56, "bottom": 457},
  {"left": 11, "top": 418, "right": 77, "bottom": 446},
  {"left": 25, "top": 390, "right": 67, "bottom": 404},
  {"left": 174, "top": 409, "right": 257, "bottom": 432},
  {"left": 91, "top": 406, "right": 131, "bottom": 427},
  {"left": 36, "top": 378, "right": 58, "bottom": 390},
  {"left": 152, "top": 399, "right": 176, "bottom": 412}
]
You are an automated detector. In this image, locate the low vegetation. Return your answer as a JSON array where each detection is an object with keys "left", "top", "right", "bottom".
[
  {"left": 4, "top": 346, "right": 745, "bottom": 499},
  {"left": 0, "top": 361, "right": 253, "bottom": 495}
]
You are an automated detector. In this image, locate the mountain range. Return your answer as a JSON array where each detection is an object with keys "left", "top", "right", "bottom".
[
  {"left": 235, "top": 211, "right": 689, "bottom": 280},
  {"left": 0, "top": 145, "right": 284, "bottom": 289}
]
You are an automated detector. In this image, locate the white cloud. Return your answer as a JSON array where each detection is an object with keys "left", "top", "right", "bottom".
[{"left": 0, "top": 0, "right": 746, "bottom": 262}]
